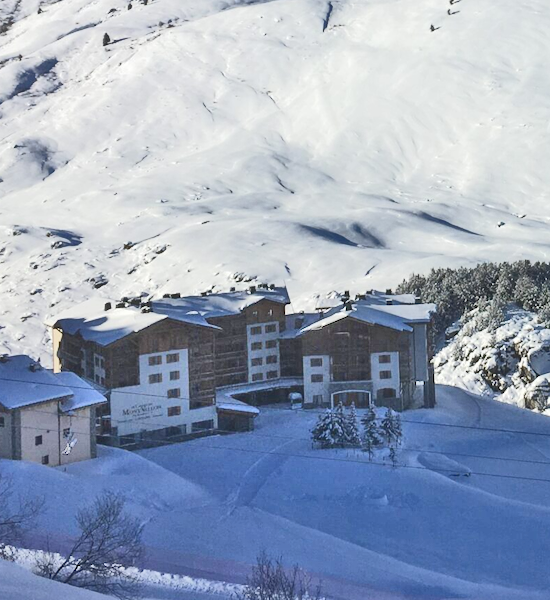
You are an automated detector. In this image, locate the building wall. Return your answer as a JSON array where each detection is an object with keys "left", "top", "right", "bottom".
[
  {"left": 247, "top": 320, "right": 281, "bottom": 383},
  {"left": 0, "top": 408, "right": 13, "bottom": 459},
  {"left": 17, "top": 401, "right": 93, "bottom": 466},
  {"left": 51, "top": 328, "right": 63, "bottom": 373},
  {"left": 303, "top": 355, "right": 330, "bottom": 406},
  {"left": 370, "top": 351, "right": 400, "bottom": 399},
  {"left": 110, "top": 347, "right": 217, "bottom": 438},
  {"left": 210, "top": 314, "right": 248, "bottom": 387}
]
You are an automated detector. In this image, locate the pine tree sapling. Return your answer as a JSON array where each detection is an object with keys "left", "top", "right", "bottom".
[
  {"left": 311, "top": 409, "right": 343, "bottom": 448},
  {"left": 380, "top": 408, "right": 402, "bottom": 446},
  {"left": 103, "top": 33, "right": 111, "bottom": 46},
  {"left": 361, "top": 405, "right": 382, "bottom": 459},
  {"left": 343, "top": 403, "right": 361, "bottom": 447}
]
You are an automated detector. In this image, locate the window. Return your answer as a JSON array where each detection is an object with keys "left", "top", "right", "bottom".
[
  {"left": 251, "top": 357, "right": 263, "bottom": 366},
  {"left": 252, "top": 310, "right": 259, "bottom": 318},
  {"left": 190, "top": 398, "right": 213, "bottom": 410},
  {"left": 266, "top": 355, "right": 278, "bottom": 364},
  {"left": 380, "top": 388, "right": 396, "bottom": 398},
  {"left": 312, "top": 394, "right": 323, "bottom": 405},
  {"left": 41, "top": 455, "right": 49, "bottom": 465},
  {"left": 252, "top": 373, "right": 264, "bottom": 382},
  {"left": 148, "top": 355, "right": 162, "bottom": 366},
  {"left": 63, "top": 428, "right": 71, "bottom": 438},
  {"left": 250, "top": 326, "right": 262, "bottom": 335},
  {"left": 95, "top": 374, "right": 101, "bottom": 383},
  {"left": 167, "top": 406, "right": 181, "bottom": 417},
  {"left": 192, "top": 420, "right": 214, "bottom": 432},
  {"left": 94, "top": 356, "right": 100, "bottom": 367},
  {"left": 251, "top": 341, "right": 262, "bottom": 351},
  {"left": 265, "top": 324, "right": 277, "bottom": 333},
  {"left": 268, "top": 308, "right": 274, "bottom": 317},
  {"left": 167, "top": 353, "right": 179, "bottom": 363},
  {"left": 148, "top": 373, "right": 162, "bottom": 384},
  {"left": 167, "top": 388, "right": 181, "bottom": 398},
  {"left": 0, "top": 416, "right": 4, "bottom": 428},
  {"left": 35, "top": 435, "right": 43, "bottom": 446},
  {"left": 310, "top": 358, "right": 323, "bottom": 367},
  {"left": 167, "top": 425, "right": 185, "bottom": 437},
  {"left": 380, "top": 371, "right": 392, "bottom": 380},
  {"left": 379, "top": 355, "right": 391, "bottom": 364},
  {"left": 170, "top": 371, "right": 180, "bottom": 381},
  {"left": 266, "top": 370, "right": 278, "bottom": 379},
  {"left": 311, "top": 374, "right": 324, "bottom": 383},
  {"left": 266, "top": 339, "right": 277, "bottom": 349}
]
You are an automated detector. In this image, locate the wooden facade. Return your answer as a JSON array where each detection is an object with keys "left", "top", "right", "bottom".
[{"left": 301, "top": 318, "right": 414, "bottom": 408}]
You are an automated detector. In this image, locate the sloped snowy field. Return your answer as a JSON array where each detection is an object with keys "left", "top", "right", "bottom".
[
  {"left": 6, "top": 386, "right": 550, "bottom": 599},
  {"left": 1, "top": 0, "right": 550, "bottom": 361}
]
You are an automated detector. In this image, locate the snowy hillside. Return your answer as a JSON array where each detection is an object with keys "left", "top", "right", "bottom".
[
  {"left": 436, "top": 305, "right": 550, "bottom": 410},
  {"left": 1, "top": 0, "right": 550, "bottom": 361},
  {"left": 5, "top": 387, "right": 550, "bottom": 599}
]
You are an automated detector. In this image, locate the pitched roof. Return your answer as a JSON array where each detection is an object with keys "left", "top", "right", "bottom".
[
  {"left": 298, "top": 294, "right": 436, "bottom": 335},
  {"left": 46, "top": 298, "right": 219, "bottom": 347},
  {"left": 0, "top": 355, "right": 105, "bottom": 411},
  {"left": 152, "top": 287, "right": 290, "bottom": 321}
]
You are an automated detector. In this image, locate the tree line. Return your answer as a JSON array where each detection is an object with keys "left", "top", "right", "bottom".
[{"left": 397, "top": 260, "right": 550, "bottom": 333}]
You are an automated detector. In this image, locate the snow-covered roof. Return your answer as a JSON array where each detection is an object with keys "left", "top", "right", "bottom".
[
  {"left": 298, "top": 294, "right": 436, "bottom": 335},
  {"left": 300, "top": 305, "right": 414, "bottom": 334},
  {"left": 152, "top": 286, "right": 290, "bottom": 321},
  {"left": 0, "top": 355, "right": 105, "bottom": 411},
  {"left": 46, "top": 298, "right": 219, "bottom": 347},
  {"left": 53, "top": 371, "right": 106, "bottom": 411},
  {"left": 217, "top": 400, "right": 260, "bottom": 416}
]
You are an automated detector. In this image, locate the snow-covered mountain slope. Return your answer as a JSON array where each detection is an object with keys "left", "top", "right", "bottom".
[
  {"left": 1, "top": 0, "right": 550, "bottom": 361},
  {"left": 436, "top": 305, "right": 550, "bottom": 410}
]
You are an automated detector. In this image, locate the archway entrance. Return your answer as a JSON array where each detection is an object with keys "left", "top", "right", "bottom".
[{"left": 330, "top": 390, "right": 372, "bottom": 409}]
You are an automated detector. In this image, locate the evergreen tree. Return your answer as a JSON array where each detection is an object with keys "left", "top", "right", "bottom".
[
  {"left": 380, "top": 408, "right": 402, "bottom": 445},
  {"left": 361, "top": 405, "right": 382, "bottom": 459},
  {"left": 102, "top": 33, "right": 111, "bottom": 46},
  {"left": 343, "top": 403, "right": 361, "bottom": 447},
  {"left": 311, "top": 409, "right": 344, "bottom": 448},
  {"left": 333, "top": 401, "right": 347, "bottom": 447}
]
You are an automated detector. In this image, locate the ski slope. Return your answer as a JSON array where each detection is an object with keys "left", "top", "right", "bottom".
[
  {"left": 6, "top": 385, "right": 550, "bottom": 599},
  {"left": 0, "top": 0, "right": 550, "bottom": 361}
]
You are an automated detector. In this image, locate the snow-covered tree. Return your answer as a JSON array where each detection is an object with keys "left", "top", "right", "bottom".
[
  {"left": 380, "top": 408, "right": 402, "bottom": 446},
  {"left": 525, "top": 377, "right": 550, "bottom": 412},
  {"left": 361, "top": 405, "right": 382, "bottom": 458},
  {"left": 311, "top": 409, "right": 344, "bottom": 448},
  {"left": 343, "top": 403, "right": 361, "bottom": 447}
]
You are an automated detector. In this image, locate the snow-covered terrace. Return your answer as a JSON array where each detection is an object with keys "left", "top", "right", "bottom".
[{"left": 216, "top": 377, "right": 304, "bottom": 415}]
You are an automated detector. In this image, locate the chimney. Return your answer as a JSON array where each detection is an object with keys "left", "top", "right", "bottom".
[
  {"left": 386, "top": 299, "right": 393, "bottom": 305},
  {"left": 104, "top": 302, "right": 112, "bottom": 311},
  {"left": 171, "top": 293, "right": 181, "bottom": 299},
  {"left": 415, "top": 296, "right": 422, "bottom": 304},
  {"left": 163, "top": 293, "right": 170, "bottom": 298},
  {"left": 230, "top": 287, "right": 236, "bottom": 292},
  {"left": 385, "top": 288, "right": 392, "bottom": 295},
  {"left": 249, "top": 285, "right": 257, "bottom": 294},
  {"left": 345, "top": 301, "right": 353, "bottom": 311},
  {"left": 29, "top": 362, "right": 41, "bottom": 372}
]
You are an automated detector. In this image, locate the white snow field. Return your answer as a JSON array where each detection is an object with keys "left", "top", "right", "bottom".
[
  {"left": 4, "top": 385, "right": 550, "bottom": 599},
  {"left": 1, "top": 0, "right": 550, "bottom": 361}
]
